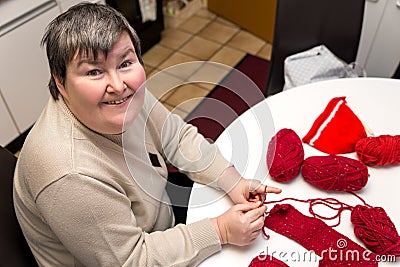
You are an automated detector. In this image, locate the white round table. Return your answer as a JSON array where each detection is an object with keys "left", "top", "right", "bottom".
[{"left": 187, "top": 78, "right": 400, "bottom": 266}]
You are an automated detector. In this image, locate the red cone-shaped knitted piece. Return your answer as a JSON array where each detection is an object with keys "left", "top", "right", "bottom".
[
  {"left": 303, "top": 97, "right": 367, "bottom": 154},
  {"left": 301, "top": 155, "right": 369, "bottom": 192},
  {"left": 355, "top": 135, "right": 400, "bottom": 166},
  {"left": 351, "top": 205, "right": 400, "bottom": 256},
  {"left": 267, "top": 128, "right": 304, "bottom": 182},
  {"left": 248, "top": 255, "right": 289, "bottom": 267}
]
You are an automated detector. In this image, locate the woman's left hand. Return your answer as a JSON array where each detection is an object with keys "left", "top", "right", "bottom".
[{"left": 227, "top": 178, "right": 282, "bottom": 205}]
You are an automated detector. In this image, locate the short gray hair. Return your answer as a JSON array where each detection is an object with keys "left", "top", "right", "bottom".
[{"left": 41, "top": 2, "right": 143, "bottom": 100}]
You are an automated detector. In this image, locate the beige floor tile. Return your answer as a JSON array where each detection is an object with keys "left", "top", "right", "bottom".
[
  {"left": 195, "top": 7, "right": 217, "bottom": 20},
  {"left": 144, "top": 8, "right": 269, "bottom": 113},
  {"left": 227, "top": 30, "right": 266, "bottom": 54},
  {"left": 196, "top": 82, "right": 217, "bottom": 91},
  {"left": 146, "top": 70, "right": 185, "bottom": 101},
  {"left": 198, "top": 20, "right": 239, "bottom": 44},
  {"left": 257, "top": 43, "right": 273, "bottom": 61},
  {"left": 201, "top": 0, "right": 208, "bottom": 7},
  {"left": 146, "top": 67, "right": 160, "bottom": 79},
  {"left": 159, "top": 28, "right": 193, "bottom": 50},
  {"left": 180, "top": 36, "right": 221, "bottom": 60},
  {"left": 144, "top": 65, "right": 155, "bottom": 77},
  {"left": 164, "top": 83, "right": 209, "bottom": 111},
  {"left": 179, "top": 15, "right": 211, "bottom": 34},
  {"left": 188, "top": 62, "right": 231, "bottom": 86},
  {"left": 209, "top": 46, "right": 246, "bottom": 67},
  {"left": 177, "top": 97, "right": 203, "bottom": 114},
  {"left": 158, "top": 52, "right": 202, "bottom": 80},
  {"left": 215, "top": 16, "right": 239, "bottom": 28},
  {"left": 142, "top": 44, "right": 174, "bottom": 68},
  {"left": 162, "top": 102, "right": 189, "bottom": 119}
]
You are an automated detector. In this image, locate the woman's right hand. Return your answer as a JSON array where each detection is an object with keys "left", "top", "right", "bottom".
[{"left": 211, "top": 201, "right": 266, "bottom": 246}]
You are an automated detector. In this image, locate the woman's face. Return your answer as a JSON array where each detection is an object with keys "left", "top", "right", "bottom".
[{"left": 55, "top": 31, "right": 146, "bottom": 134}]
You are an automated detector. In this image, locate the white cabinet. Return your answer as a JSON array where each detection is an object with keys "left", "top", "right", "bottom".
[
  {"left": 0, "top": 89, "right": 19, "bottom": 146},
  {"left": 0, "top": 3, "right": 58, "bottom": 135},
  {"left": 0, "top": 0, "right": 106, "bottom": 146},
  {"left": 356, "top": 0, "right": 400, "bottom": 77}
]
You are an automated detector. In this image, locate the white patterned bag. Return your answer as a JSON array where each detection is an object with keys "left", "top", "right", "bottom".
[{"left": 283, "top": 45, "right": 365, "bottom": 90}]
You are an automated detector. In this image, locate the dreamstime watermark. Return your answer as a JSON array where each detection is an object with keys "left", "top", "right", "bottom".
[{"left": 257, "top": 238, "right": 397, "bottom": 264}]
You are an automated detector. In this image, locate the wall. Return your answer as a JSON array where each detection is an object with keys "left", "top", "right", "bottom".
[{"left": 208, "top": 0, "right": 276, "bottom": 43}]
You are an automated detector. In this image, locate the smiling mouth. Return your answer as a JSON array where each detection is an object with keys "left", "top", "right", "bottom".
[{"left": 104, "top": 95, "right": 132, "bottom": 105}]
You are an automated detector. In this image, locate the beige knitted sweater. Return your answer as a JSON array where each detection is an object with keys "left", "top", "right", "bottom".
[{"left": 14, "top": 91, "right": 230, "bottom": 266}]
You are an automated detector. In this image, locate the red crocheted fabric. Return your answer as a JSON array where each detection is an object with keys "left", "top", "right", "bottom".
[
  {"left": 264, "top": 204, "right": 378, "bottom": 266},
  {"left": 248, "top": 255, "right": 289, "bottom": 267}
]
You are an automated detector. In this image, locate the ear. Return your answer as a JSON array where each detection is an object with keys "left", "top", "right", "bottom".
[{"left": 53, "top": 74, "right": 68, "bottom": 100}]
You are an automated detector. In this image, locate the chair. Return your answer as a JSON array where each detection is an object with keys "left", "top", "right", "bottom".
[
  {"left": 0, "top": 146, "right": 38, "bottom": 266},
  {"left": 265, "top": 0, "right": 366, "bottom": 97},
  {"left": 393, "top": 63, "right": 400, "bottom": 79}
]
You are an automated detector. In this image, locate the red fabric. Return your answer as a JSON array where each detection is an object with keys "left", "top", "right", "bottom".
[
  {"left": 266, "top": 128, "right": 304, "bottom": 182},
  {"left": 351, "top": 205, "right": 400, "bottom": 256},
  {"left": 355, "top": 135, "right": 400, "bottom": 166},
  {"left": 264, "top": 204, "right": 378, "bottom": 266},
  {"left": 301, "top": 155, "right": 369, "bottom": 192},
  {"left": 302, "top": 96, "right": 367, "bottom": 154},
  {"left": 248, "top": 255, "right": 289, "bottom": 267}
]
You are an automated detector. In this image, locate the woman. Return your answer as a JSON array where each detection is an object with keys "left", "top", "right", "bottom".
[{"left": 13, "top": 3, "right": 281, "bottom": 266}]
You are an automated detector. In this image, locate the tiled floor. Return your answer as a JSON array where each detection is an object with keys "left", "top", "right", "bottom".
[{"left": 143, "top": 6, "right": 272, "bottom": 119}]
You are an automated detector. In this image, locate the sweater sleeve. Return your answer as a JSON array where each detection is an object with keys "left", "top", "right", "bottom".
[
  {"left": 36, "top": 173, "right": 221, "bottom": 267},
  {"left": 144, "top": 92, "right": 231, "bottom": 188}
]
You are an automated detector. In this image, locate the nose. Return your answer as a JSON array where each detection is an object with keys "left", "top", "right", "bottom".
[{"left": 106, "top": 72, "right": 125, "bottom": 94}]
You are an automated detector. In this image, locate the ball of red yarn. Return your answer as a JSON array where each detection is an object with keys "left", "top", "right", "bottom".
[
  {"left": 301, "top": 155, "right": 368, "bottom": 192},
  {"left": 351, "top": 205, "right": 400, "bottom": 256},
  {"left": 266, "top": 128, "right": 304, "bottom": 182},
  {"left": 355, "top": 135, "right": 400, "bottom": 166}
]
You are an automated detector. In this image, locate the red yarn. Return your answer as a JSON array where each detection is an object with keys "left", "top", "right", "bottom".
[
  {"left": 263, "top": 203, "right": 378, "bottom": 266},
  {"left": 355, "top": 135, "right": 400, "bottom": 166},
  {"left": 263, "top": 195, "right": 400, "bottom": 257},
  {"left": 301, "top": 155, "right": 369, "bottom": 192},
  {"left": 248, "top": 255, "right": 289, "bottom": 267},
  {"left": 351, "top": 205, "right": 400, "bottom": 256},
  {"left": 266, "top": 128, "right": 304, "bottom": 182}
]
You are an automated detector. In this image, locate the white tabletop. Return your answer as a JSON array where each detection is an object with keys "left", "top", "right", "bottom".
[{"left": 187, "top": 78, "right": 400, "bottom": 266}]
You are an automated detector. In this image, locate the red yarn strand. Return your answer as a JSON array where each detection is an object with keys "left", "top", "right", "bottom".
[
  {"left": 262, "top": 194, "right": 400, "bottom": 257},
  {"left": 263, "top": 197, "right": 353, "bottom": 227}
]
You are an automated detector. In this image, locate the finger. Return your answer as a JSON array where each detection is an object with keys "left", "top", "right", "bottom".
[
  {"left": 244, "top": 205, "right": 267, "bottom": 221},
  {"left": 250, "top": 185, "right": 267, "bottom": 203},
  {"left": 249, "top": 230, "right": 262, "bottom": 242},
  {"left": 249, "top": 193, "right": 264, "bottom": 202},
  {"left": 265, "top": 186, "right": 282, "bottom": 194},
  {"left": 250, "top": 215, "right": 265, "bottom": 231},
  {"left": 248, "top": 180, "right": 263, "bottom": 193},
  {"left": 250, "top": 229, "right": 263, "bottom": 240},
  {"left": 233, "top": 201, "right": 262, "bottom": 212}
]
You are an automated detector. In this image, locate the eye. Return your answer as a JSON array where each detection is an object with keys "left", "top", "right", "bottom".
[
  {"left": 119, "top": 61, "right": 132, "bottom": 69},
  {"left": 87, "top": 69, "right": 102, "bottom": 76}
]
